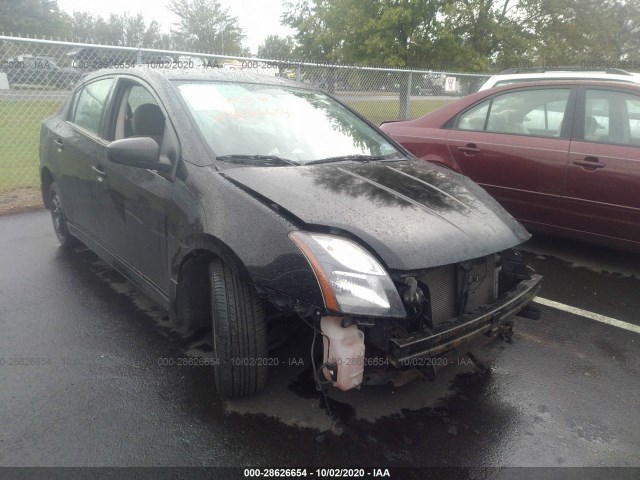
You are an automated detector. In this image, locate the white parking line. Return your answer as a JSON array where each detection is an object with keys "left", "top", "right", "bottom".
[{"left": 534, "top": 297, "right": 640, "bottom": 335}]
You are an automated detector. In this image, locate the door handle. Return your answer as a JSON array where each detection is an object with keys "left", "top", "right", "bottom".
[
  {"left": 54, "top": 138, "right": 63, "bottom": 150},
  {"left": 91, "top": 165, "right": 107, "bottom": 181},
  {"left": 458, "top": 144, "right": 481, "bottom": 155},
  {"left": 573, "top": 157, "right": 605, "bottom": 169}
]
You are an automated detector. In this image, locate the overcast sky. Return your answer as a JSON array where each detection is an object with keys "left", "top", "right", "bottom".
[{"left": 56, "top": 0, "right": 294, "bottom": 53}]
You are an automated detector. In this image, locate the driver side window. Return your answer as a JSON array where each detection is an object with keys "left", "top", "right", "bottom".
[{"left": 112, "top": 83, "right": 165, "bottom": 145}]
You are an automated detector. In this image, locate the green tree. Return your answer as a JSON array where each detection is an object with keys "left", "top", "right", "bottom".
[
  {"left": 0, "top": 0, "right": 69, "bottom": 37},
  {"left": 435, "top": 0, "right": 535, "bottom": 71},
  {"left": 522, "top": 0, "right": 640, "bottom": 66},
  {"left": 68, "top": 11, "right": 96, "bottom": 41},
  {"left": 168, "top": 0, "right": 246, "bottom": 54},
  {"left": 281, "top": 0, "right": 345, "bottom": 62},
  {"left": 283, "top": 0, "right": 433, "bottom": 66},
  {"left": 282, "top": 0, "right": 531, "bottom": 71},
  {"left": 70, "top": 12, "right": 162, "bottom": 47},
  {"left": 257, "top": 35, "right": 296, "bottom": 59},
  {"left": 142, "top": 21, "right": 163, "bottom": 48},
  {"left": 339, "top": 0, "right": 442, "bottom": 68}
]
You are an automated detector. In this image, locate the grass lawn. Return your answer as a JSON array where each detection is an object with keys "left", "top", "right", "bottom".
[
  {"left": 0, "top": 99, "right": 63, "bottom": 193},
  {"left": 344, "top": 98, "right": 453, "bottom": 126}
]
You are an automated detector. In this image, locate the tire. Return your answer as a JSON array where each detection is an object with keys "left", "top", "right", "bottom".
[
  {"left": 49, "top": 183, "right": 78, "bottom": 248},
  {"left": 209, "top": 259, "right": 267, "bottom": 397}
]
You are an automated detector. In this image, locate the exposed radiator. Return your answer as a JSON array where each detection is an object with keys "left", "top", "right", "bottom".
[
  {"left": 418, "top": 255, "right": 499, "bottom": 326},
  {"left": 419, "top": 264, "right": 457, "bottom": 325}
]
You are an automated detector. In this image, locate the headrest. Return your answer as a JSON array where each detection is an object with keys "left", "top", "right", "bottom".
[{"left": 132, "top": 103, "right": 164, "bottom": 137}]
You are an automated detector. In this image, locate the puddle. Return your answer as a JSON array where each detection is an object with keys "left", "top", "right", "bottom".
[{"left": 518, "top": 236, "right": 640, "bottom": 279}]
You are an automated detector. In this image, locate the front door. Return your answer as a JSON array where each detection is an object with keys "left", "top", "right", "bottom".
[
  {"left": 97, "top": 80, "right": 176, "bottom": 294},
  {"left": 564, "top": 86, "right": 640, "bottom": 244}
]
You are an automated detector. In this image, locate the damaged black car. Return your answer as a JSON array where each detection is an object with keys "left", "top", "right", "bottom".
[{"left": 40, "top": 68, "right": 542, "bottom": 397}]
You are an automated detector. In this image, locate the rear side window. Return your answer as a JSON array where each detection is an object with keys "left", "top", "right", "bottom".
[
  {"left": 69, "top": 78, "right": 114, "bottom": 135},
  {"left": 457, "top": 101, "right": 490, "bottom": 131}
]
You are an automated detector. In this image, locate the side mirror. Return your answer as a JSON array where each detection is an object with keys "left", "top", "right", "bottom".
[{"left": 107, "top": 137, "right": 171, "bottom": 173}]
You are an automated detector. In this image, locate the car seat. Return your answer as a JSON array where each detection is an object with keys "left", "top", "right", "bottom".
[{"left": 131, "top": 103, "right": 165, "bottom": 145}]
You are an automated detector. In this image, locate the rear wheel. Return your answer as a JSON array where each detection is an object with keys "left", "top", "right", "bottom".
[
  {"left": 49, "top": 183, "right": 78, "bottom": 248},
  {"left": 209, "top": 259, "right": 267, "bottom": 397}
]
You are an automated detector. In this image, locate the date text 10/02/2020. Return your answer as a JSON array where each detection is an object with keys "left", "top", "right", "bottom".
[{"left": 244, "top": 468, "right": 392, "bottom": 477}]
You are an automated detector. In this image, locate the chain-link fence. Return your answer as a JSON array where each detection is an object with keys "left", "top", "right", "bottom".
[{"left": 0, "top": 35, "right": 489, "bottom": 213}]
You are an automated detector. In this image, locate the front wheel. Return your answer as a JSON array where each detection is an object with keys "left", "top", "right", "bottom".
[
  {"left": 49, "top": 183, "right": 78, "bottom": 248},
  {"left": 210, "top": 259, "right": 267, "bottom": 397}
]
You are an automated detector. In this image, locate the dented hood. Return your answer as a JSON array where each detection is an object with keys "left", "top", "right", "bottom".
[{"left": 222, "top": 160, "right": 530, "bottom": 270}]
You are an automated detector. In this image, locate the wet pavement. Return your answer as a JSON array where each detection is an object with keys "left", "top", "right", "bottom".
[{"left": 1, "top": 210, "right": 639, "bottom": 472}]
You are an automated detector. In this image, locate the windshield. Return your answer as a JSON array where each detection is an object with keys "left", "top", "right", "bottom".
[{"left": 176, "top": 82, "right": 402, "bottom": 165}]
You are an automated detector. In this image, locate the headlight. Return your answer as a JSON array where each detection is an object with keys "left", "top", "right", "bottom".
[{"left": 289, "top": 231, "right": 406, "bottom": 318}]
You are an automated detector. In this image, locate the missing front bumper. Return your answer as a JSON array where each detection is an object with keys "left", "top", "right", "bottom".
[{"left": 387, "top": 274, "right": 543, "bottom": 366}]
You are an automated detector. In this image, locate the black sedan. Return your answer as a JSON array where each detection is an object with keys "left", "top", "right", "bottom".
[{"left": 40, "top": 68, "right": 542, "bottom": 397}]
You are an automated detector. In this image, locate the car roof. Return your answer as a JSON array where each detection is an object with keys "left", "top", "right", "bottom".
[
  {"left": 481, "top": 78, "right": 640, "bottom": 92},
  {"left": 480, "top": 70, "right": 640, "bottom": 90},
  {"left": 80, "top": 66, "right": 313, "bottom": 90}
]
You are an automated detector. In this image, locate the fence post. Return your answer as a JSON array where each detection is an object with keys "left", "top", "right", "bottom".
[
  {"left": 296, "top": 64, "right": 302, "bottom": 82},
  {"left": 400, "top": 71, "right": 412, "bottom": 120}
]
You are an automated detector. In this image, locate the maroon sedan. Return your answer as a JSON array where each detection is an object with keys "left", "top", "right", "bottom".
[{"left": 381, "top": 81, "right": 640, "bottom": 252}]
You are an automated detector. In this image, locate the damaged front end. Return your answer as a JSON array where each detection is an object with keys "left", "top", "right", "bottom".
[
  {"left": 320, "top": 249, "right": 542, "bottom": 390},
  {"left": 287, "top": 230, "right": 541, "bottom": 392}
]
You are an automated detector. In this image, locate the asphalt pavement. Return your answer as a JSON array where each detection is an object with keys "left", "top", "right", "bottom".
[{"left": 1, "top": 209, "right": 639, "bottom": 473}]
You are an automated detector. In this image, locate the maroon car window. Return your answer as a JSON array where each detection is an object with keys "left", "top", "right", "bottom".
[
  {"left": 457, "top": 88, "right": 570, "bottom": 138},
  {"left": 69, "top": 78, "right": 114, "bottom": 135},
  {"left": 457, "top": 101, "right": 490, "bottom": 131},
  {"left": 583, "top": 89, "right": 640, "bottom": 146},
  {"left": 627, "top": 99, "right": 640, "bottom": 145},
  {"left": 522, "top": 99, "right": 567, "bottom": 133}
]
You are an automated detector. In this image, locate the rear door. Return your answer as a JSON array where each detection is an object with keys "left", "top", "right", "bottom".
[
  {"left": 446, "top": 86, "right": 576, "bottom": 226},
  {"left": 564, "top": 86, "right": 640, "bottom": 243},
  {"left": 58, "top": 76, "right": 115, "bottom": 235}
]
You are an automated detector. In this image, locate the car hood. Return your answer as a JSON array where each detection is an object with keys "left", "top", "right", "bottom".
[{"left": 222, "top": 160, "right": 530, "bottom": 271}]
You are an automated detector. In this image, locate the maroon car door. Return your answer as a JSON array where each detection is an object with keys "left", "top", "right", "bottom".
[
  {"left": 446, "top": 87, "right": 575, "bottom": 227},
  {"left": 564, "top": 87, "right": 640, "bottom": 244}
]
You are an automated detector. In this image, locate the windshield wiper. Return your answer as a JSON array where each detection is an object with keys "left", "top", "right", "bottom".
[
  {"left": 305, "top": 154, "right": 404, "bottom": 166},
  {"left": 216, "top": 154, "right": 301, "bottom": 166}
]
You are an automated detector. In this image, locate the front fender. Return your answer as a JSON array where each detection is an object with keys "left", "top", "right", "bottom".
[{"left": 170, "top": 166, "right": 326, "bottom": 321}]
